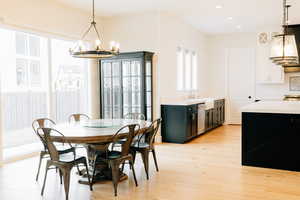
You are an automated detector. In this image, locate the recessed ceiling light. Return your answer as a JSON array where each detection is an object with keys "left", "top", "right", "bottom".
[
  {"left": 216, "top": 5, "right": 223, "bottom": 9},
  {"left": 227, "top": 17, "right": 233, "bottom": 20}
]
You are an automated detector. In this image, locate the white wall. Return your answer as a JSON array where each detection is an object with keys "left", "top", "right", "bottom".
[
  {"left": 207, "top": 32, "right": 300, "bottom": 101},
  {"left": 158, "top": 14, "right": 209, "bottom": 102},
  {"left": 0, "top": 0, "right": 102, "bottom": 40},
  {"left": 103, "top": 13, "right": 209, "bottom": 113},
  {"left": 102, "top": 13, "right": 160, "bottom": 52}
]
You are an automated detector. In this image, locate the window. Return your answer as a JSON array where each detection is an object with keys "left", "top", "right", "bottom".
[
  {"left": 51, "top": 39, "right": 89, "bottom": 123},
  {"left": 192, "top": 52, "right": 197, "bottom": 90},
  {"left": 177, "top": 47, "right": 198, "bottom": 91},
  {"left": 0, "top": 28, "right": 89, "bottom": 160},
  {"left": 15, "top": 32, "right": 43, "bottom": 89},
  {"left": 177, "top": 47, "right": 184, "bottom": 90},
  {"left": 185, "top": 50, "right": 192, "bottom": 90}
]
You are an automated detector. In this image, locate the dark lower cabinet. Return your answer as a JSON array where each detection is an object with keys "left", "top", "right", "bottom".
[
  {"left": 242, "top": 112, "right": 300, "bottom": 172},
  {"left": 161, "top": 99, "right": 225, "bottom": 144},
  {"left": 205, "top": 109, "right": 214, "bottom": 130},
  {"left": 161, "top": 104, "right": 198, "bottom": 144},
  {"left": 205, "top": 99, "right": 225, "bottom": 131}
]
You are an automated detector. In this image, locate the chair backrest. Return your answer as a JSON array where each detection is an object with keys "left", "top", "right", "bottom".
[
  {"left": 37, "top": 128, "right": 71, "bottom": 161},
  {"left": 68, "top": 114, "right": 90, "bottom": 123},
  {"left": 111, "top": 124, "right": 140, "bottom": 156},
  {"left": 139, "top": 118, "right": 161, "bottom": 149},
  {"left": 124, "top": 113, "right": 145, "bottom": 120},
  {"left": 32, "top": 118, "right": 56, "bottom": 150}
]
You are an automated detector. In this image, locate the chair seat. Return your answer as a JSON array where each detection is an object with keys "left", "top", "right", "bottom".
[
  {"left": 115, "top": 138, "right": 126, "bottom": 145},
  {"left": 56, "top": 144, "right": 72, "bottom": 151},
  {"left": 131, "top": 142, "right": 150, "bottom": 149},
  {"left": 59, "top": 153, "right": 84, "bottom": 163},
  {"left": 108, "top": 151, "right": 122, "bottom": 159}
]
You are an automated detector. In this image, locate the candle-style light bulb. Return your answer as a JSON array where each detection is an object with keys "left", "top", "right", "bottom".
[
  {"left": 115, "top": 43, "right": 120, "bottom": 52},
  {"left": 78, "top": 40, "right": 84, "bottom": 51},
  {"left": 110, "top": 41, "right": 116, "bottom": 51},
  {"left": 95, "top": 39, "right": 101, "bottom": 50}
]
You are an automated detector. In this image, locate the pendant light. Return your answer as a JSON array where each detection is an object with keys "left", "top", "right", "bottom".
[
  {"left": 69, "top": 0, "right": 120, "bottom": 59},
  {"left": 270, "top": 0, "right": 298, "bottom": 65}
]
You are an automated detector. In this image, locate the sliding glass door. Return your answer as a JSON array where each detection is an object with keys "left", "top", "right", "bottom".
[
  {"left": 0, "top": 27, "right": 89, "bottom": 161},
  {"left": 0, "top": 29, "right": 49, "bottom": 159}
]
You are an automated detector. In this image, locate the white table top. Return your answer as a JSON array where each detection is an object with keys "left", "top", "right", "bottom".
[
  {"left": 241, "top": 101, "right": 300, "bottom": 114},
  {"left": 52, "top": 119, "right": 151, "bottom": 144}
]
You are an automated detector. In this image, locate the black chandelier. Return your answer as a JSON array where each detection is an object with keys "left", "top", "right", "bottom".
[{"left": 69, "top": 0, "right": 120, "bottom": 59}]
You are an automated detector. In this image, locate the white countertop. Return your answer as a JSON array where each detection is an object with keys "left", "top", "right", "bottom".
[
  {"left": 161, "top": 97, "right": 224, "bottom": 106},
  {"left": 242, "top": 101, "right": 300, "bottom": 114}
]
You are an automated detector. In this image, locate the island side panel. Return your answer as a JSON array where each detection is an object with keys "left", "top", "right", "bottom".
[{"left": 242, "top": 112, "right": 300, "bottom": 172}]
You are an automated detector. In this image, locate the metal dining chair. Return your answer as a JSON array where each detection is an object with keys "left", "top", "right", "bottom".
[
  {"left": 68, "top": 113, "right": 90, "bottom": 123},
  {"left": 38, "top": 128, "right": 92, "bottom": 200},
  {"left": 32, "top": 118, "right": 57, "bottom": 181},
  {"left": 32, "top": 118, "right": 83, "bottom": 181},
  {"left": 117, "top": 113, "right": 145, "bottom": 145},
  {"left": 130, "top": 118, "right": 162, "bottom": 180},
  {"left": 88, "top": 124, "right": 139, "bottom": 196}
]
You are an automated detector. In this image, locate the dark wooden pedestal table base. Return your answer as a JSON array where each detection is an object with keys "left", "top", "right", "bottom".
[{"left": 78, "top": 145, "right": 128, "bottom": 185}]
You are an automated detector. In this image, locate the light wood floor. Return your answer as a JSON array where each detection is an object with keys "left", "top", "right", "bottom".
[{"left": 1, "top": 125, "right": 300, "bottom": 200}]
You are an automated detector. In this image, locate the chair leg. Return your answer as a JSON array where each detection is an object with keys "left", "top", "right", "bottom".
[
  {"left": 62, "top": 169, "right": 71, "bottom": 200},
  {"left": 36, "top": 152, "right": 43, "bottom": 181},
  {"left": 59, "top": 169, "right": 63, "bottom": 184},
  {"left": 152, "top": 149, "right": 159, "bottom": 172},
  {"left": 76, "top": 164, "right": 82, "bottom": 176},
  {"left": 41, "top": 163, "right": 50, "bottom": 196},
  {"left": 84, "top": 160, "right": 93, "bottom": 191},
  {"left": 140, "top": 150, "right": 149, "bottom": 180},
  {"left": 110, "top": 161, "right": 120, "bottom": 197},
  {"left": 121, "top": 162, "right": 125, "bottom": 172},
  {"left": 129, "top": 160, "right": 138, "bottom": 187},
  {"left": 91, "top": 155, "right": 98, "bottom": 184},
  {"left": 132, "top": 150, "right": 137, "bottom": 164}
]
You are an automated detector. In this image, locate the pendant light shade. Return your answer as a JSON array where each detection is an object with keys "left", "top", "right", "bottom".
[
  {"left": 69, "top": 0, "right": 120, "bottom": 59},
  {"left": 270, "top": 0, "right": 298, "bottom": 65},
  {"left": 270, "top": 34, "right": 298, "bottom": 65}
]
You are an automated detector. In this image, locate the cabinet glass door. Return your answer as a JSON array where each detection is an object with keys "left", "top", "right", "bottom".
[
  {"left": 145, "top": 61, "right": 152, "bottom": 121},
  {"left": 122, "top": 59, "right": 142, "bottom": 116},
  {"left": 122, "top": 61, "right": 131, "bottom": 116},
  {"left": 102, "top": 62, "right": 112, "bottom": 118},
  {"left": 112, "top": 62, "right": 122, "bottom": 118}
]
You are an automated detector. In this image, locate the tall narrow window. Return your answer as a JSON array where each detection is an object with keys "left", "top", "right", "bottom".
[
  {"left": 192, "top": 52, "right": 197, "bottom": 90},
  {"left": 177, "top": 47, "right": 184, "bottom": 91},
  {"left": 185, "top": 50, "right": 191, "bottom": 90},
  {"left": 176, "top": 47, "right": 198, "bottom": 91}
]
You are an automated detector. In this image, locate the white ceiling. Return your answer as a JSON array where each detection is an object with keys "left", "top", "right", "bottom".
[{"left": 54, "top": 0, "right": 300, "bottom": 34}]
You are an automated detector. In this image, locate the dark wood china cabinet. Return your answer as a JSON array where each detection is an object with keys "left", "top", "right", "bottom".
[{"left": 99, "top": 51, "right": 154, "bottom": 121}]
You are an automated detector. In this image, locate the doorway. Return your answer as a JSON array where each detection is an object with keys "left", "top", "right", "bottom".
[{"left": 226, "top": 48, "right": 256, "bottom": 124}]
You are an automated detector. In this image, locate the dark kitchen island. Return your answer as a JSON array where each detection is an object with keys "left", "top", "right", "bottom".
[{"left": 242, "top": 101, "right": 300, "bottom": 172}]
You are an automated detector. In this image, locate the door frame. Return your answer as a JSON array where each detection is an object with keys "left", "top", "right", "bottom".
[{"left": 225, "top": 47, "right": 256, "bottom": 125}]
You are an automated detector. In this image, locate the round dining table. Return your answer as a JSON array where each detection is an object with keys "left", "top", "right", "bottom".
[
  {"left": 52, "top": 118, "right": 152, "bottom": 144},
  {"left": 52, "top": 118, "right": 152, "bottom": 184}
]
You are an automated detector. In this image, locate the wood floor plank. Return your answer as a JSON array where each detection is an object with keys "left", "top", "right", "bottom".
[{"left": 1, "top": 125, "right": 300, "bottom": 200}]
